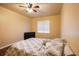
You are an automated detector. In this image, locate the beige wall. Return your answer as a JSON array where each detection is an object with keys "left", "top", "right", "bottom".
[
  {"left": 31, "top": 15, "right": 61, "bottom": 39},
  {"left": 0, "top": 7, "right": 31, "bottom": 48},
  {"left": 61, "top": 4, "right": 79, "bottom": 55}
]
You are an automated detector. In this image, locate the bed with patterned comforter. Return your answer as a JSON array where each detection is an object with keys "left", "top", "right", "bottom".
[{"left": 5, "top": 38, "right": 73, "bottom": 56}]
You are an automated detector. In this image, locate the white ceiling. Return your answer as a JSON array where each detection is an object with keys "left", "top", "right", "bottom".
[{"left": 0, "top": 3, "right": 63, "bottom": 18}]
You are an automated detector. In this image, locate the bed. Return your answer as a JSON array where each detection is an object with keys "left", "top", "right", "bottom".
[{"left": 4, "top": 32, "right": 74, "bottom": 56}]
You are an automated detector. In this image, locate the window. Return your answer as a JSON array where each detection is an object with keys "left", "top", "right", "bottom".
[{"left": 37, "top": 20, "right": 50, "bottom": 33}]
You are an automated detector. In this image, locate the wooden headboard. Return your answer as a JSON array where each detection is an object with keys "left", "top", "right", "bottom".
[{"left": 24, "top": 32, "right": 35, "bottom": 40}]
